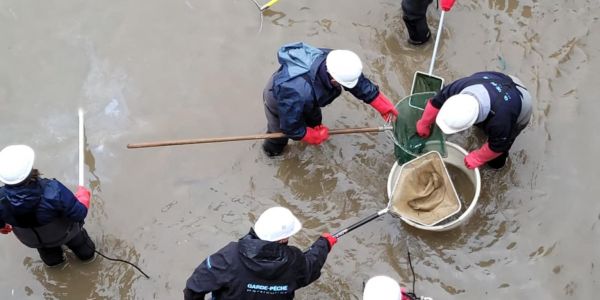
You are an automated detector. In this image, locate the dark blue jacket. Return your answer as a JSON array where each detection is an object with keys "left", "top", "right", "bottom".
[
  {"left": 430, "top": 71, "right": 524, "bottom": 153},
  {"left": 0, "top": 178, "right": 87, "bottom": 228},
  {"left": 271, "top": 42, "right": 380, "bottom": 140},
  {"left": 184, "top": 230, "right": 330, "bottom": 300}
]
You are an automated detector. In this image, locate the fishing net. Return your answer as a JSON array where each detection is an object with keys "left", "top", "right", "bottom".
[
  {"left": 389, "top": 151, "right": 461, "bottom": 226},
  {"left": 391, "top": 92, "right": 446, "bottom": 164}
]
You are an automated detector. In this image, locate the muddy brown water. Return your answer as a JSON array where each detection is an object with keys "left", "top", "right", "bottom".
[
  {"left": 1, "top": 0, "right": 599, "bottom": 299},
  {"left": 446, "top": 163, "right": 475, "bottom": 213}
]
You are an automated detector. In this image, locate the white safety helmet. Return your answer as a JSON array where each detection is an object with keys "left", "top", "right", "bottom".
[
  {"left": 253, "top": 206, "right": 302, "bottom": 242},
  {"left": 0, "top": 145, "right": 35, "bottom": 185},
  {"left": 326, "top": 50, "right": 363, "bottom": 88},
  {"left": 435, "top": 93, "right": 480, "bottom": 134},
  {"left": 363, "top": 275, "right": 402, "bottom": 300}
]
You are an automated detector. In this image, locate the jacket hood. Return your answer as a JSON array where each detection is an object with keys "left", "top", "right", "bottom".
[
  {"left": 277, "top": 42, "right": 324, "bottom": 79},
  {"left": 1, "top": 182, "right": 43, "bottom": 213},
  {"left": 238, "top": 231, "right": 294, "bottom": 280}
]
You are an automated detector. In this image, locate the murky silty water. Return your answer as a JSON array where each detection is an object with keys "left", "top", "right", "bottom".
[{"left": 1, "top": 0, "right": 599, "bottom": 299}]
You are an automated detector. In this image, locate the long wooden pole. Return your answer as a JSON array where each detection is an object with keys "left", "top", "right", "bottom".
[{"left": 127, "top": 125, "right": 393, "bottom": 149}]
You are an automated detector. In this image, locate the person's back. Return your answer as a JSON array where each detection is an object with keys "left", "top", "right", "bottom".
[
  {"left": 183, "top": 206, "right": 336, "bottom": 300},
  {"left": 0, "top": 144, "right": 95, "bottom": 266}
]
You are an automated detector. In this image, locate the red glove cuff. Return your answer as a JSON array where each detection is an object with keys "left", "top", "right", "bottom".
[
  {"left": 370, "top": 93, "right": 399, "bottom": 119},
  {"left": 301, "top": 126, "right": 329, "bottom": 145},
  {"left": 1, "top": 224, "right": 12, "bottom": 234},
  {"left": 441, "top": 0, "right": 456, "bottom": 11},
  {"left": 464, "top": 143, "right": 503, "bottom": 169},
  {"left": 75, "top": 186, "right": 91, "bottom": 209},
  {"left": 321, "top": 233, "right": 337, "bottom": 251},
  {"left": 420, "top": 100, "right": 440, "bottom": 126}
]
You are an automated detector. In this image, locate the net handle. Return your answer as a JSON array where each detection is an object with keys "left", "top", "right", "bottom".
[{"left": 332, "top": 208, "right": 389, "bottom": 239}]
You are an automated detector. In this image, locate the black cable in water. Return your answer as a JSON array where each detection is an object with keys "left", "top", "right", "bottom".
[
  {"left": 401, "top": 247, "right": 421, "bottom": 300},
  {"left": 407, "top": 248, "right": 416, "bottom": 293},
  {"left": 83, "top": 231, "right": 150, "bottom": 279},
  {"left": 92, "top": 248, "right": 150, "bottom": 279}
]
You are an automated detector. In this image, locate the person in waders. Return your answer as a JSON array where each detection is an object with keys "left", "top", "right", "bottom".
[
  {"left": 183, "top": 206, "right": 337, "bottom": 300},
  {"left": 401, "top": 0, "right": 456, "bottom": 45},
  {"left": 0, "top": 145, "right": 95, "bottom": 266},
  {"left": 415, "top": 71, "right": 533, "bottom": 169},
  {"left": 261, "top": 42, "right": 399, "bottom": 157}
]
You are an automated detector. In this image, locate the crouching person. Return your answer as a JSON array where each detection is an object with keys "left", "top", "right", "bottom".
[{"left": 184, "top": 206, "right": 337, "bottom": 299}]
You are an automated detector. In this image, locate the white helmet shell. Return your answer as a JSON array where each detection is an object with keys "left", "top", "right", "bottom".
[
  {"left": 0, "top": 145, "right": 35, "bottom": 185},
  {"left": 326, "top": 50, "right": 363, "bottom": 88},
  {"left": 436, "top": 94, "right": 480, "bottom": 134},
  {"left": 254, "top": 207, "right": 302, "bottom": 242},
  {"left": 363, "top": 275, "right": 402, "bottom": 300}
]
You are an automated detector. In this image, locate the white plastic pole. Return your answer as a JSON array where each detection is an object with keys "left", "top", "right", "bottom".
[
  {"left": 78, "top": 108, "right": 84, "bottom": 186},
  {"left": 428, "top": 10, "right": 446, "bottom": 75}
]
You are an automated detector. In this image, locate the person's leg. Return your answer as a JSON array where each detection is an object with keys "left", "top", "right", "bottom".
[
  {"left": 402, "top": 0, "right": 433, "bottom": 45},
  {"left": 37, "top": 246, "right": 66, "bottom": 266},
  {"left": 262, "top": 77, "right": 289, "bottom": 156},
  {"left": 65, "top": 228, "right": 95, "bottom": 262},
  {"left": 486, "top": 151, "right": 509, "bottom": 169},
  {"left": 304, "top": 105, "right": 323, "bottom": 128}
]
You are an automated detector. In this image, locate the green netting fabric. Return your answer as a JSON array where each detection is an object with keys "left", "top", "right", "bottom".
[{"left": 393, "top": 92, "right": 446, "bottom": 163}]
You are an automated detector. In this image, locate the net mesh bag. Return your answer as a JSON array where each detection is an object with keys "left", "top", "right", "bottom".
[
  {"left": 392, "top": 92, "right": 446, "bottom": 164},
  {"left": 389, "top": 151, "right": 461, "bottom": 226}
]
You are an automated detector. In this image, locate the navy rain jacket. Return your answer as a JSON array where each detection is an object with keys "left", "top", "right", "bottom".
[
  {"left": 430, "top": 71, "right": 524, "bottom": 153},
  {"left": 0, "top": 178, "right": 87, "bottom": 228},
  {"left": 184, "top": 230, "right": 330, "bottom": 300},
  {"left": 271, "top": 42, "right": 380, "bottom": 140}
]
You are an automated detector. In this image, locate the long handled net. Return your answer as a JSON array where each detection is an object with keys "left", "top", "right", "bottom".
[{"left": 389, "top": 92, "right": 446, "bottom": 164}]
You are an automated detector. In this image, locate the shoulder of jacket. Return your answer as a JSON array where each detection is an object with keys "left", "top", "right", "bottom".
[{"left": 41, "top": 179, "right": 64, "bottom": 200}]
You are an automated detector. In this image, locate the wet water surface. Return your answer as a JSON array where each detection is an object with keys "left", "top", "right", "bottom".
[{"left": 1, "top": 0, "right": 599, "bottom": 299}]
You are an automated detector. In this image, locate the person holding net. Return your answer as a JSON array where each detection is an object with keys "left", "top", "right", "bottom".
[
  {"left": 415, "top": 71, "right": 533, "bottom": 169},
  {"left": 262, "top": 42, "right": 398, "bottom": 157},
  {"left": 183, "top": 206, "right": 337, "bottom": 299}
]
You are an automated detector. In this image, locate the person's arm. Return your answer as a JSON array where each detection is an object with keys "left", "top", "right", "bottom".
[
  {"left": 48, "top": 180, "right": 88, "bottom": 222},
  {"left": 429, "top": 81, "right": 464, "bottom": 108},
  {"left": 184, "top": 250, "right": 231, "bottom": 300},
  {"left": 464, "top": 115, "right": 512, "bottom": 169},
  {"left": 347, "top": 75, "right": 379, "bottom": 102},
  {"left": 348, "top": 75, "right": 398, "bottom": 120},
  {"left": 0, "top": 211, "right": 11, "bottom": 234},
  {"left": 298, "top": 236, "right": 331, "bottom": 287}
]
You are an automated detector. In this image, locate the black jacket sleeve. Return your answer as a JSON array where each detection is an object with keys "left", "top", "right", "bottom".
[
  {"left": 430, "top": 78, "right": 473, "bottom": 109},
  {"left": 183, "top": 288, "right": 207, "bottom": 300},
  {"left": 184, "top": 247, "right": 234, "bottom": 300},
  {"left": 347, "top": 74, "right": 380, "bottom": 103},
  {"left": 297, "top": 237, "right": 330, "bottom": 288}
]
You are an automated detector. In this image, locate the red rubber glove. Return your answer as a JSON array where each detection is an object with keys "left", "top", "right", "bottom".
[
  {"left": 441, "top": 0, "right": 456, "bottom": 11},
  {"left": 301, "top": 125, "right": 329, "bottom": 145},
  {"left": 369, "top": 93, "right": 398, "bottom": 121},
  {"left": 416, "top": 100, "right": 440, "bottom": 138},
  {"left": 321, "top": 233, "right": 337, "bottom": 251},
  {"left": 0, "top": 224, "right": 12, "bottom": 234},
  {"left": 401, "top": 288, "right": 410, "bottom": 300},
  {"left": 464, "top": 143, "right": 503, "bottom": 169},
  {"left": 75, "top": 186, "right": 91, "bottom": 209}
]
